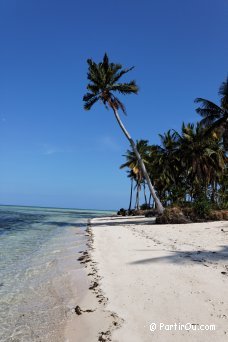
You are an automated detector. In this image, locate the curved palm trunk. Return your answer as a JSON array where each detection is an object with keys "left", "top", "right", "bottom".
[{"left": 112, "top": 107, "right": 164, "bottom": 214}]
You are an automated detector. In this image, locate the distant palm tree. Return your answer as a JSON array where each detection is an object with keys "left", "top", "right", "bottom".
[
  {"left": 148, "top": 131, "right": 183, "bottom": 205},
  {"left": 127, "top": 170, "right": 135, "bottom": 211},
  {"left": 195, "top": 77, "right": 228, "bottom": 151},
  {"left": 83, "top": 53, "right": 164, "bottom": 213},
  {"left": 120, "top": 140, "right": 150, "bottom": 177},
  {"left": 176, "top": 123, "right": 225, "bottom": 198},
  {"left": 120, "top": 140, "right": 149, "bottom": 210}
]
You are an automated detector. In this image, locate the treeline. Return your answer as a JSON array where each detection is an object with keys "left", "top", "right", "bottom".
[
  {"left": 83, "top": 53, "right": 227, "bottom": 214},
  {"left": 120, "top": 78, "right": 228, "bottom": 211}
]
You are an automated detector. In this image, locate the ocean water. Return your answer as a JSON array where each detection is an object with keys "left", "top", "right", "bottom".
[{"left": 0, "top": 205, "right": 114, "bottom": 342}]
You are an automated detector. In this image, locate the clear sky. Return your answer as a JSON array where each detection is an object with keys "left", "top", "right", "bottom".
[{"left": 0, "top": 0, "right": 227, "bottom": 210}]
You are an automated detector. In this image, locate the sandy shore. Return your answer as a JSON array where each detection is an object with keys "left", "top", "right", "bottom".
[{"left": 65, "top": 216, "right": 228, "bottom": 342}]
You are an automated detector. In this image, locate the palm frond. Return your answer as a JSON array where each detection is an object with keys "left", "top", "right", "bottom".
[
  {"left": 120, "top": 161, "right": 131, "bottom": 169},
  {"left": 111, "top": 81, "right": 138, "bottom": 95},
  {"left": 195, "top": 98, "right": 222, "bottom": 118},
  {"left": 83, "top": 53, "right": 138, "bottom": 113},
  {"left": 219, "top": 76, "right": 228, "bottom": 109},
  {"left": 87, "top": 83, "right": 100, "bottom": 94},
  {"left": 87, "top": 59, "right": 102, "bottom": 85},
  {"left": 199, "top": 115, "right": 219, "bottom": 127},
  {"left": 203, "top": 114, "right": 228, "bottom": 136},
  {"left": 102, "top": 53, "right": 109, "bottom": 72},
  {"left": 219, "top": 76, "right": 228, "bottom": 97},
  {"left": 111, "top": 66, "right": 135, "bottom": 84},
  {"left": 83, "top": 93, "right": 99, "bottom": 110}
]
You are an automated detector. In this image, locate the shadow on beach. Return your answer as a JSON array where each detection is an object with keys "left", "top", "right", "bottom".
[
  {"left": 129, "top": 245, "right": 228, "bottom": 266},
  {"left": 90, "top": 218, "right": 156, "bottom": 227}
]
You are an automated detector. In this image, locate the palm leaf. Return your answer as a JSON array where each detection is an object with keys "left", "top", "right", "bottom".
[
  {"left": 195, "top": 98, "right": 222, "bottom": 118},
  {"left": 83, "top": 93, "right": 99, "bottom": 110},
  {"left": 111, "top": 81, "right": 138, "bottom": 95},
  {"left": 83, "top": 53, "right": 138, "bottom": 114},
  {"left": 111, "top": 66, "right": 135, "bottom": 84},
  {"left": 219, "top": 76, "right": 228, "bottom": 107}
]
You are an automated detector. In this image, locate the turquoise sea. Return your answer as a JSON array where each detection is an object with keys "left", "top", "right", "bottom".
[{"left": 0, "top": 205, "right": 114, "bottom": 342}]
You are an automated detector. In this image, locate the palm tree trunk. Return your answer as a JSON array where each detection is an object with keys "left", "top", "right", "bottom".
[
  {"left": 148, "top": 193, "right": 152, "bottom": 207},
  {"left": 137, "top": 184, "right": 140, "bottom": 209},
  {"left": 135, "top": 183, "right": 140, "bottom": 210},
  {"left": 128, "top": 178, "right": 133, "bottom": 211},
  {"left": 143, "top": 182, "right": 148, "bottom": 205},
  {"left": 112, "top": 107, "right": 164, "bottom": 214}
]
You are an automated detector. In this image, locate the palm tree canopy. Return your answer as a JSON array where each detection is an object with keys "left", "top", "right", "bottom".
[
  {"left": 219, "top": 77, "right": 228, "bottom": 110},
  {"left": 194, "top": 77, "right": 228, "bottom": 150},
  {"left": 120, "top": 140, "right": 150, "bottom": 179},
  {"left": 83, "top": 53, "right": 138, "bottom": 114},
  {"left": 176, "top": 123, "right": 225, "bottom": 185},
  {"left": 148, "top": 130, "right": 180, "bottom": 193}
]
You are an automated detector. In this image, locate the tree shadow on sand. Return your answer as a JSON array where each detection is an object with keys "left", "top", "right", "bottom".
[
  {"left": 90, "top": 218, "right": 156, "bottom": 227},
  {"left": 129, "top": 245, "right": 228, "bottom": 267}
]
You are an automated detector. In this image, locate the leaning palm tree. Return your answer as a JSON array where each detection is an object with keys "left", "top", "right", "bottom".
[
  {"left": 83, "top": 53, "right": 164, "bottom": 213},
  {"left": 195, "top": 77, "right": 228, "bottom": 151}
]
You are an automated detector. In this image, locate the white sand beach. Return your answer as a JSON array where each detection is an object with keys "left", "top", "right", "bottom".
[{"left": 65, "top": 216, "right": 228, "bottom": 342}]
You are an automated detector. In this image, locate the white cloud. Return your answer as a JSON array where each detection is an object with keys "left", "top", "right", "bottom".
[
  {"left": 38, "top": 143, "right": 64, "bottom": 156},
  {"left": 99, "top": 135, "right": 121, "bottom": 151},
  {"left": 0, "top": 113, "right": 6, "bottom": 123},
  {"left": 43, "top": 148, "right": 58, "bottom": 155}
]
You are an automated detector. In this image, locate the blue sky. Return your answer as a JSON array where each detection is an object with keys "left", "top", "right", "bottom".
[{"left": 0, "top": 0, "right": 227, "bottom": 210}]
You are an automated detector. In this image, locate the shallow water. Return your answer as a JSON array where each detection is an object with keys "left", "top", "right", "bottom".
[{"left": 0, "top": 205, "right": 113, "bottom": 342}]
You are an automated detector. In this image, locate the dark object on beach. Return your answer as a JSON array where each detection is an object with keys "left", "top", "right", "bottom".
[
  {"left": 131, "top": 209, "right": 146, "bottom": 216},
  {"left": 89, "top": 281, "right": 99, "bottom": 290},
  {"left": 131, "top": 208, "right": 158, "bottom": 217},
  {"left": 156, "top": 205, "right": 228, "bottom": 224},
  {"left": 207, "top": 210, "right": 228, "bottom": 221},
  {"left": 117, "top": 208, "right": 127, "bottom": 216},
  {"left": 221, "top": 228, "right": 228, "bottom": 232},
  {"left": 74, "top": 306, "right": 95, "bottom": 315},
  {"left": 181, "top": 207, "right": 228, "bottom": 222},
  {"left": 117, "top": 208, "right": 158, "bottom": 217},
  {"left": 98, "top": 330, "right": 111, "bottom": 342},
  {"left": 0, "top": 283, "right": 3, "bottom": 287},
  {"left": 156, "top": 207, "right": 191, "bottom": 224},
  {"left": 221, "top": 271, "right": 227, "bottom": 275},
  {"left": 78, "top": 251, "right": 91, "bottom": 264},
  {"left": 144, "top": 209, "right": 158, "bottom": 217},
  {"left": 75, "top": 306, "right": 82, "bottom": 315}
]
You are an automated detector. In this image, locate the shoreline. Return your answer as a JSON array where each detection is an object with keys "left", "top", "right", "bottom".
[
  {"left": 64, "top": 216, "right": 228, "bottom": 341},
  {"left": 64, "top": 219, "right": 122, "bottom": 342}
]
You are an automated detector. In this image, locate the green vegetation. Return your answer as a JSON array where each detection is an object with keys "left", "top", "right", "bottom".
[
  {"left": 120, "top": 77, "right": 228, "bottom": 216},
  {"left": 83, "top": 53, "right": 227, "bottom": 218}
]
